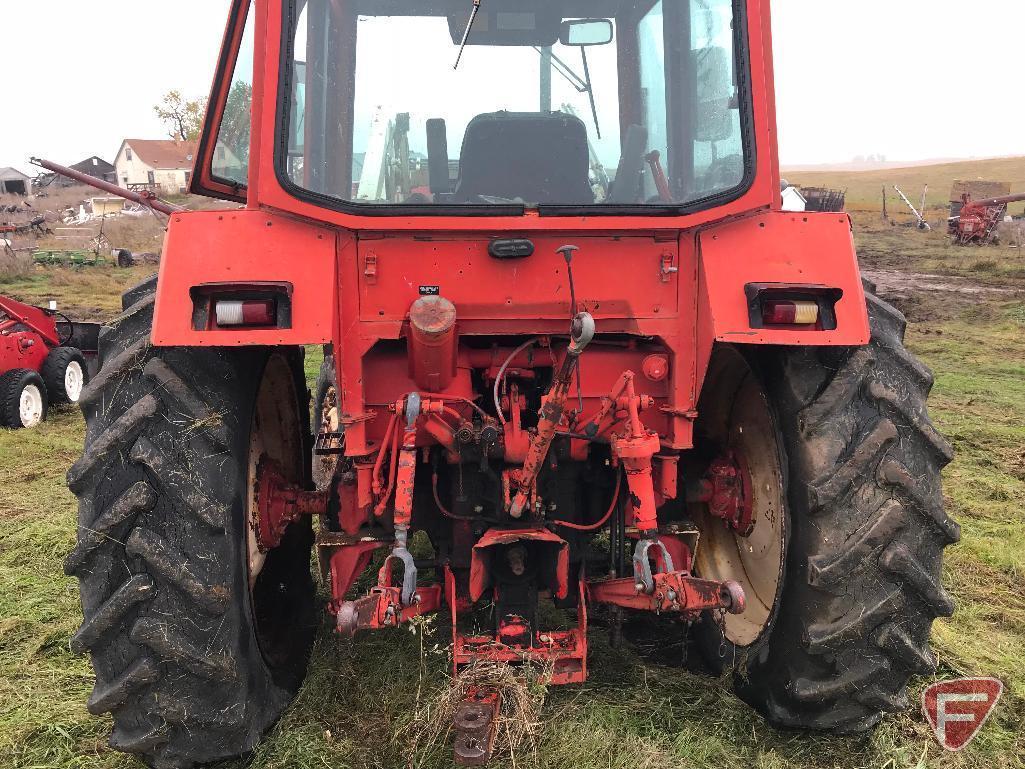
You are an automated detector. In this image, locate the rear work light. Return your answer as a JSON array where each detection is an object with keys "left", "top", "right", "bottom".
[
  {"left": 745, "top": 284, "right": 843, "bottom": 330},
  {"left": 215, "top": 299, "right": 276, "bottom": 327}
]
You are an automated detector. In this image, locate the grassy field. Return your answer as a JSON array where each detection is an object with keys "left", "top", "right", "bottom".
[
  {"left": 2, "top": 173, "right": 1025, "bottom": 768},
  {"left": 787, "top": 156, "right": 1025, "bottom": 217}
]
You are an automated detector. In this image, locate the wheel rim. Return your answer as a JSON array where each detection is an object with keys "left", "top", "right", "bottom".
[
  {"left": 65, "top": 361, "right": 84, "bottom": 403},
  {"left": 693, "top": 350, "right": 786, "bottom": 647},
  {"left": 19, "top": 384, "right": 44, "bottom": 427},
  {"left": 246, "top": 354, "right": 304, "bottom": 586},
  {"left": 245, "top": 353, "right": 307, "bottom": 668}
]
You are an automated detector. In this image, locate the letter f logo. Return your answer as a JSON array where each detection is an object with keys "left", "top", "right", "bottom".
[{"left": 924, "top": 678, "right": 1003, "bottom": 751}]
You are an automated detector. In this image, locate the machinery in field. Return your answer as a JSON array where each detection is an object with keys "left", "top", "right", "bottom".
[
  {"left": 949, "top": 191, "right": 1025, "bottom": 245},
  {"left": 58, "top": 1, "right": 956, "bottom": 766},
  {"left": 0, "top": 294, "right": 96, "bottom": 428}
]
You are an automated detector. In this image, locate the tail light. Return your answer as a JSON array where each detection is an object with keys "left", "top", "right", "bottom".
[
  {"left": 215, "top": 300, "right": 276, "bottom": 327},
  {"left": 745, "top": 284, "right": 842, "bottom": 330},
  {"left": 189, "top": 282, "right": 293, "bottom": 331},
  {"left": 762, "top": 299, "right": 819, "bottom": 326}
]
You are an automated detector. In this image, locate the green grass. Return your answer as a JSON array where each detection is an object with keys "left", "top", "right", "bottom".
[
  {"left": 2, "top": 185, "right": 1025, "bottom": 767},
  {"left": 0, "top": 264, "right": 155, "bottom": 322},
  {"left": 851, "top": 217, "right": 1025, "bottom": 285},
  {"left": 4, "top": 307, "right": 1024, "bottom": 768}
]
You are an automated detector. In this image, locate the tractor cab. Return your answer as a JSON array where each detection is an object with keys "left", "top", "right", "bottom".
[{"left": 198, "top": 0, "right": 761, "bottom": 222}]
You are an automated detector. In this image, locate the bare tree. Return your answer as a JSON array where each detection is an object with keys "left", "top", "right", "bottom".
[{"left": 154, "top": 90, "right": 207, "bottom": 142}]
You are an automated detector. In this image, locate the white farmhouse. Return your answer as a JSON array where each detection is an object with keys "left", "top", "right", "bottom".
[{"left": 114, "top": 139, "right": 197, "bottom": 196}]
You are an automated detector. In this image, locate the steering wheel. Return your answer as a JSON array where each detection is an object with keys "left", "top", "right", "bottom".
[{"left": 55, "top": 311, "right": 75, "bottom": 347}]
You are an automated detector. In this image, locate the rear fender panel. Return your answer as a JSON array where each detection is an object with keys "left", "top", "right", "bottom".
[
  {"left": 151, "top": 210, "right": 336, "bottom": 347},
  {"left": 695, "top": 211, "right": 869, "bottom": 387},
  {"left": 697, "top": 211, "right": 869, "bottom": 347}
]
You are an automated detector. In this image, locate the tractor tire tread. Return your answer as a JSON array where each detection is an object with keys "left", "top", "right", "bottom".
[
  {"left": 79, "top": 336, "right": 149, "bottom": 408},
  {"left": 69, "top": 280, "right": 306, "bottom": 768},
  {"left": 67, "top": 394, "right": 162, "bottom": 493},
  {"left": 736, "top": 290, "right": 956, "bottom": 732},
  {"left": 71, "top": 574, "right": 156, "bottom": 654},
  {"left": 121, "top": 274, "right": 158, "bottom": 311},
  {"left": 64, "top": 481, "right": 157, "bottom": 576}
]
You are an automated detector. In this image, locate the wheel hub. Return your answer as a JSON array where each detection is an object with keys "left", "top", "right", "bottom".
[
  {"left": 253, "top": 458, "right": 328, "bottom": 552},
  {"left": 65, "top": 361, "right": 84, "bottom": 403},
  {"left": 692, "top": 450, "right": 754, "bottom": 536}
]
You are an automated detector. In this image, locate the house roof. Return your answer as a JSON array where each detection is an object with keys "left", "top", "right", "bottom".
[
  {"left": 0, "top": 167, "right": 30, "bottom": 181},
  {"left": 121, "top": 139, "right": 198, "bottom": 171},
  {"left": 71, "top": 156, "right": 116, "bottom": 175}
]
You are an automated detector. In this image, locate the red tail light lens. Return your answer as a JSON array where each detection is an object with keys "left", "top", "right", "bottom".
[
  {"left": 745, "top": 284, "right": 842, "bottom": 331},
  {"left": 762, "top": 299, "right": 819, "bottom": 327},
  {"left": 215, "top": 299, "right": 276, "bottom": 327}
]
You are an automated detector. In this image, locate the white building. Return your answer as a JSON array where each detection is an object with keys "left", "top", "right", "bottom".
[
  {"left": 114, "top": 139, "right": 197, "bottom": 196},
  {"left": 0, "top": 167, "right": 32, "bottom": 196}
]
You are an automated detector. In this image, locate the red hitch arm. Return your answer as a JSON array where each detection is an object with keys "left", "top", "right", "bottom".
[
  {"left": 509, "top": 312, "right": 594, "bottom": 517},
  {"left": 588, "top": 572, "right": 746, "bottom": 616},
  {"left": 336, "top": 584, "right": 442, "bottom": 636}
]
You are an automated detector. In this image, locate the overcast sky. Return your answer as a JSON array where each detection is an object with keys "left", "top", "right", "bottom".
[{"left": 3, "top": 1, "right": 1022, "bottom": 175}]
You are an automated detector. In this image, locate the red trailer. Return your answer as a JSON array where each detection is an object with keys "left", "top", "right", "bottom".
[
  {"left": 57, "top": 1, "right": 956, "bottom": 766},
  {"left": 0, "top": 294, "right": 96, "bottom": 428}
]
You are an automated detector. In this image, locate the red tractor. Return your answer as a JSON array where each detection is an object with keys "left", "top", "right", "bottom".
[
  {"left": 0, "top": 294, "right": 93, "bottom": 428},
  {"left": 63, "top": 1, "right": 956, "bottom": 766}
]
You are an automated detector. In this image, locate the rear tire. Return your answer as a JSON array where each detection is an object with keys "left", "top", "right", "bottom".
[
  {"left": 731, "top": 290, "right": 958, "bottom": 731},
  {"left": 41, "top": 346, "right": 88, "bottom": 404},
  {"left": 0, "top": 368, "right": 47, "bottom": 428},
  {"left": 66, "top": 286, "right": 316, "bottom": 768}
]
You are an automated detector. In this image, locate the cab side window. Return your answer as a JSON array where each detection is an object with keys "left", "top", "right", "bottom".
[{"left": 212, "top": 3, "right": 256, "bottom": 186}]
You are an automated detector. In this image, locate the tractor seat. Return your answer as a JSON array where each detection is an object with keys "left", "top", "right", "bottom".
[{"left": 454, "top": 111, "right": 594, "bottom": 205}]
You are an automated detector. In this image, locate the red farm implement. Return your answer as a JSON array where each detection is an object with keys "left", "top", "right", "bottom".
[
  {"left": 949, "top": 191, "right": 1025, "bottom": 245},
  {"left": 0, "top": 294, "right": 98, "bottom": 428},
  {"left": 51, "top": 1, "right": 957, "bottom": 766}
]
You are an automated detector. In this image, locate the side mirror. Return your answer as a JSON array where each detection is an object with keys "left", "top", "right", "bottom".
[
  {"left": 560, "top": 19, "right": 613, "bottom": 47},
  {"left": 693, "top": 47, "right": 734, "bottom": 143}
]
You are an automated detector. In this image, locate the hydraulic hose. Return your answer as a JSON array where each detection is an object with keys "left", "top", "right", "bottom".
[{"left": 549, "top": 469, "right": 622, "bottom": 532}]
